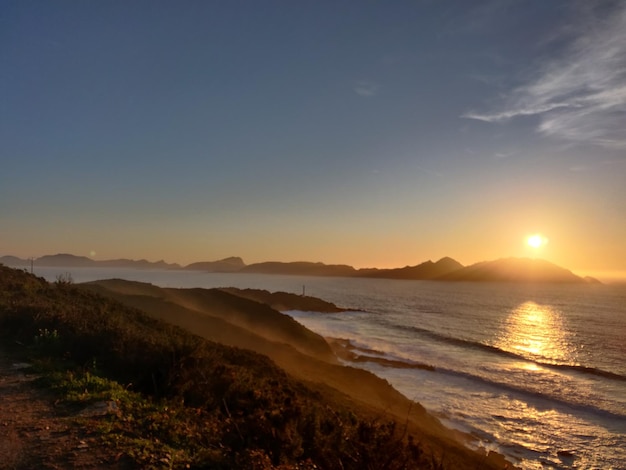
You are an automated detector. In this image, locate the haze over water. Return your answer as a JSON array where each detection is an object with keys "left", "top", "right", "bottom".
[{"left": 34, "top": 267, "right": 626, "bottom": 469}]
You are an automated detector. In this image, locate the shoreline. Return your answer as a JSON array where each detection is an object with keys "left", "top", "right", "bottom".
[
  {"left": 327, "top": 337, "right": 436, "bottom": 371},
  {"left": 325, "top": 336, "right": 518, "bottom": 469},
  {"left": 79, "top": 276, "right": 517, "bottom": 469}
]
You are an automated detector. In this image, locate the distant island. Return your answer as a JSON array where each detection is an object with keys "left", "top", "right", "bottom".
[
  {"left": 1, "top": 253, "right": 599, "bottom": 283},
  {"left": 436, "top": 257, "right": 588, "bottom": 283},
  {"left": 1, "top": 253, "right": 181, "bottom": 270}
]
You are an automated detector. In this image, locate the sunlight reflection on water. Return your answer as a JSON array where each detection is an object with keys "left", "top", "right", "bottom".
[{"left": 495, "top": 301, "right": 577, "bottom": 365}]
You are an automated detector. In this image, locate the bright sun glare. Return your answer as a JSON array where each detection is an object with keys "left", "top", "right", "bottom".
[{"left": 527, "top": 234, "right": 547, "bottom": 249}]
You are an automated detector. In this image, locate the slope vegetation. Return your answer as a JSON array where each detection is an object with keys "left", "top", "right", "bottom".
[{"left": 0, "top": 266, "right": 511, "bottom": 469}]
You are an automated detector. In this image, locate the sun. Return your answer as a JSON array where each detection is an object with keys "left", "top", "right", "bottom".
[{"left": 527, "top": 234, "right": 548, "bottom": 249}]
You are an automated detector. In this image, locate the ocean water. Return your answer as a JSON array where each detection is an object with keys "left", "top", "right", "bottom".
[{"left": 32, "top": 267, "right": 626, "bottom": 469}]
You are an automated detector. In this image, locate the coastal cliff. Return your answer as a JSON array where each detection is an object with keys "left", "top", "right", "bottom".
[{"left": 0, "top": 265, "right": 512, "bottom": 469}]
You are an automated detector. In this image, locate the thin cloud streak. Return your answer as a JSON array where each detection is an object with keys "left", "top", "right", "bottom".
[
  {"left": 464, "top": 102, "right": 576, "bottom": 122},
  {"left": 462, "top": 4, "right": 626, "bottom": 149},
  {"left": 354, "top": 80, "right": 379, "bottom": 97}
]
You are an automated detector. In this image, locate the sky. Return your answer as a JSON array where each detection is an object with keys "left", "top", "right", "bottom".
[{"left": 2, "top": 1, "right": 625, "bottom": 279}]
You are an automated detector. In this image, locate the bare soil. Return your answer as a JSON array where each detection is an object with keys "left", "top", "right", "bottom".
[{"left": 0, "top": 353, "right": 130, "bottom": 470}]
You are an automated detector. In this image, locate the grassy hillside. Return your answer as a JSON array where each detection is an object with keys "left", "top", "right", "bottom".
[
  {"left": 0, "top": 266, "right": 510, "bottom": 469},
  {"left": 82, "top": 279, "right": 337, "bottom": 362},
  {"left": 218, "top": 287, "right": 348, "bottom": 313},
  {"left": 82, "top": 280, "right": 441, "bottom": 425}
]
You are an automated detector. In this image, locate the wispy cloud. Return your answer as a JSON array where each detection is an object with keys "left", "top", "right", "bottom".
[
  {"left": 462, "top": 4, "right": 626, "bottom": 150},
  {"left": 569, "top": 165, "right": 587, "bottom": 172},
  {"left": 354, "top": 80, "right": 379, "bottom": 97},
  {"left": 494, "top": 151, "right": 515, "bottom": 160}
]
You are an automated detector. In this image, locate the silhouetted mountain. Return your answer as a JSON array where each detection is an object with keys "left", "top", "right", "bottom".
[
  {"left": 1, "top": 252, "right": 593, "bottom": 284},
  {"left": 97, "top": 258, "right": 181, "bottom": 269},
  {"left": 358, "top": 257, "right": 464, "bottom": 280},
  {"left": 241, "top": 261, "right": 356, "bottom": 277},
  {"left": 1, "top": 254, "right": 180, "bottom": 269},
  {"left": 36, "top": 253, "right": 96, "bottom": 267},
  {"left": 185, "top": 257, "right": 245, "bottom": 272},
  {"left": 0, "top": 255, "right": 29, "bottom": 266},
  {"left": 436, "top": 257, "right": 586, "bottom": 283},
  {"left": 584, "top": 276, "right": 602, "bottom": 284}
]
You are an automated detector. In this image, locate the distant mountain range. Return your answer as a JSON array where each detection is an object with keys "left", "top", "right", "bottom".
[
  {"left": 357, "top": 257, "right": 464, "bottom": 280},
  {"left": 184, "top": 256, "right": 245, "bottom": 273},
  {"left": 2, "top": 253, "right": 181, "bottom": 270},
  {"left": 241, "top": 261, "right": 357, "bottom": 277},
  {"left": 0, "top": 253, "right": 598, "bottom": 283},
  {"left": 436, "top": 257, "right": 586, "bottom": 283}
]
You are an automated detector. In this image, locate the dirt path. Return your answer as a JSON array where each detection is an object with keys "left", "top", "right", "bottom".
[{"left": 0, "top": 354, "right": 128, "bottom": 470}]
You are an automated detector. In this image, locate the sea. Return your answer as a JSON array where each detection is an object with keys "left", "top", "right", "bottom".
[{"left": 31, "top": 267, "right": 626, "bottom": 470}]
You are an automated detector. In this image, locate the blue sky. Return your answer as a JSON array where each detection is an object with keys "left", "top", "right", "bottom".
[{"left": 2, "top": 1, "right": 625, "bottom": 277}]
